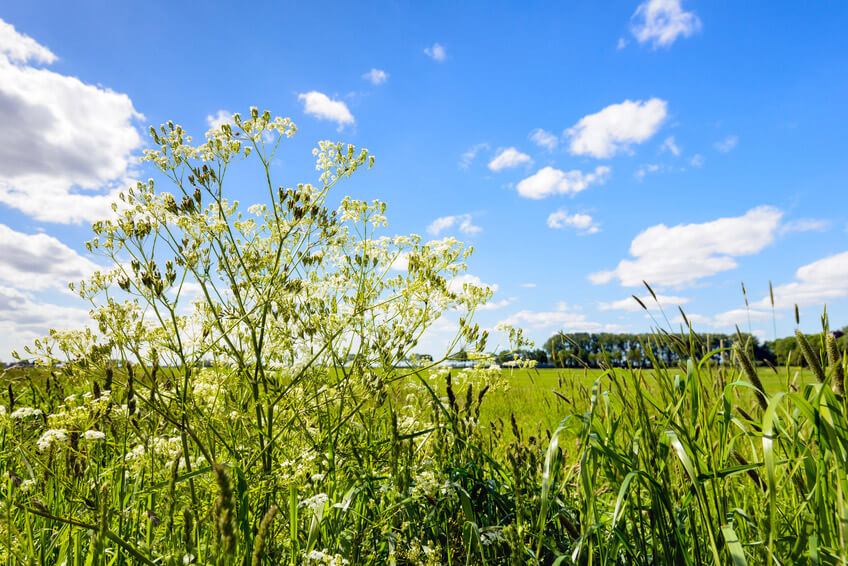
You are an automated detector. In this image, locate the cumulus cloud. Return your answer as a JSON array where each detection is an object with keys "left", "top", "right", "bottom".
[
  {"left": 424, "top": 43, "right": 447, "bottom": 61},
  {"left": 566, "top": 99, "right": 668, "bottom": 158},
  {"left": 753, "top": 250, "right": 848, "bottom": 310},
  {"left": 0, "top": 18, "right": 144, "bottom": 223},
  {"left": 0, "top": 224, "right": 99, "bottom": 290},
  {"left": 661, "top": 136, "right": 680, "bottom": 156},
  {"left": 714, "top": 135, "right": 738, "bottom": 153},
  {"left": 389, "top": 251, "right": 410, "bottom": 271},
  {"left": 362, "top": 68, "right": 388, "bottom": 85},
  {"left": 516, "top": 166, "right": 610, "bottom": 199},
  {"left": 598, "top": 294, "right": 689, "bottom": 312},
  {"left": 0, "top": 19, "right": 56, "bottom": 64},
  {"left": 590, "top": 206, "right": 784, "bottom": 288},
  {"left": 630, "top": 0, "right": 702, "bottom": 48},
  {"left": 297, "top": 91, "right": 354, "bottom": 129},
  {"left": 427, "top": 214, "right": 481, "bottom": 236},
  {"left": 547, "top": 210, "right": 600, "bottom": 234},
  {"left": 528, "top": 128, "right": 558, "bottom": 151},
  {"left": 488, "top": 147, "right": 532, "bottom": 171}
]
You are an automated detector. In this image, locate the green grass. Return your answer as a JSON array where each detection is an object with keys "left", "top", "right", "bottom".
[
  {"left": 1, "top": 349, "right": 844, "bottom": 564},
  {"left": 473, "top": 366, "right": 819, "bottom": 445}
]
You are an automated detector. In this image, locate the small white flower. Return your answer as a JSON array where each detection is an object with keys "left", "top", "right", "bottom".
[{"left": 84, "top": 430, "right": 106, "bottom": 441}]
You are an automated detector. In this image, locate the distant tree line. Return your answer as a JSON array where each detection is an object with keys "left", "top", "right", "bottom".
[{"left": 491, "top": 327, "right": 848, "bottom": 369}]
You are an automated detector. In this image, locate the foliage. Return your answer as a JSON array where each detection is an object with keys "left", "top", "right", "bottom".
[{"left": 544, "top": 331, "right": 777, "bottom": 368}]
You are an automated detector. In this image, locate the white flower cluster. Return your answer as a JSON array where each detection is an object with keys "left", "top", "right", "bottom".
[
  {"left": 36, "top": 428, "right": 68, "bottom": 451},
  {"left": 299, "top": 492, "right": 329, "bottom": 512},
  {"left": 303, "top": 550, "right": 349, "bottom": 566},
  {"left": 10, "top": 407, "right": 43, "bottom": 420}
]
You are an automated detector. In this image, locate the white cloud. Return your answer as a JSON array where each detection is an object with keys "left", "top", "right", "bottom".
[
  {"left": 598, "top": 294, "right": 689, "bottom": 312},
  {"left": 447, "top": 274, "right": 498, "bottom": 295},
  {"left": 516, "top": 166, "right": 610, "bottom": 199},
  {"left": 528, "top": 128, "right": 558, "bottom": 151},
  {"left": 389, "top": 251, "right": 410, "bottom": 271},
  {"left": 520, "top": 283, "right": 537, "bottom": 288},
  {"left": 362, "top": 68, "right": 388, "bottom": 85},
  {"left": 689, "top": 154, "right": 705, "bottom": 167},
  {"left": 714, "top": 135, "right": 738, "bottom": 153},
  {"left": 566, "top": 98, "right": 668, "bottom": 158},
  {"left": 0, "top": 286, "right": 92, "bottom": 359},
  {"left": 547, "top": 210, "right": 600, "bottom": 234},
  {"left": 478, "top": 297, "right": 516, "bottom": 311},
  {"left": 0, "top": 224, "right": 99, "bottom": 290},
  {"left": 0, "top": 18, "right": 144, "bottom": 223},
  {"left": 0, "top": 19, "right": 56, "bottom": 64},
  {"left": 424, "top": 43, "right": 447, "bottom": 61},
  {"left": 590, "top": 206, "right": 784, "bottom": 288},
  {"left": 671, "top": 308, "right": 774, "bottom": 329},
  {"left": 297, "top": 91, "right": 354, "bottom": 129},
  {"left": 753, "top": 250, "right": 848, "bottom": 310},
  {"left": 498, "top": 302, "right": 620, "bottom": 331},
  {"left": 427, "top": 214, "right": 481, "bottom": 236},
  {"left": 206, "top": 109, "right": 232, "bottom": 129},
  {"left": 488, "top": 147, "right": 532, "bottom": 171},
  {"left": 459, "top": 143, "right": 489, "bottom": 169},
  {"left": 630, "top": 0, "right": 702, "bottom": 48},
  {"left": 780, "top": 218, "right": 831, "bottom": 234},
  {"left": 617, "top": 37, "right": 629, "bottom": 50},
  {"left": 661, "top": 135, "right": 680, "bottom": 156}
]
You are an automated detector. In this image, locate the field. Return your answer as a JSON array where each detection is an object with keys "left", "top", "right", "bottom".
[{"left": 483, "top": 366, "right": 817, "bottom": 437}]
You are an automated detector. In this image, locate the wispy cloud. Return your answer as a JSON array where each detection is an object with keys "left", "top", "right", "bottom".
[
  {"left": 427, "top": 214, "right": 482, "bottom": 236},
  {"left": 714, "top": 135, "right": 738, "bottom": 153},
  {"left": 459, "top": 143, "right": 489, "bottom": 169},
  {"left": 661, "top": 136, "right": 680, "bottom": 156}
]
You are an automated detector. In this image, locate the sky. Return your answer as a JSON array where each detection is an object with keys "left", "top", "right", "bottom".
[{"left": 0, "top": 1, "right": 847, "bottom": 359}]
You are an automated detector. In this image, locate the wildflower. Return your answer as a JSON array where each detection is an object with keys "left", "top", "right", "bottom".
[
  {"left": 299, "top": 492, "right": 329, "bottom": 512},
  {"left": 37, "top": 428, "right": 68, "bottom": 451},
  {"left": 303, "top": 550, "right": 349, "bottom": 565},
  {"left": 83, "top": 430, "right": 106, "bottom": 441},
  {"left": 10, "top": 407, "right": 42, "bottom": 420}
]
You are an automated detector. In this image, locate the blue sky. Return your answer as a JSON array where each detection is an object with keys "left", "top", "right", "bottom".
[{"left": 1, "top": 1, "right": 847, "bottom": 358}]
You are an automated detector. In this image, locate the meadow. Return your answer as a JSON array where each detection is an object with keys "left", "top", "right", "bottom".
[
  {"left": 478, "top": 366, "right": 818, "bottom": 441},
  {"left": 1, "top": 110, "right": 846, "bottom": 565}
]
